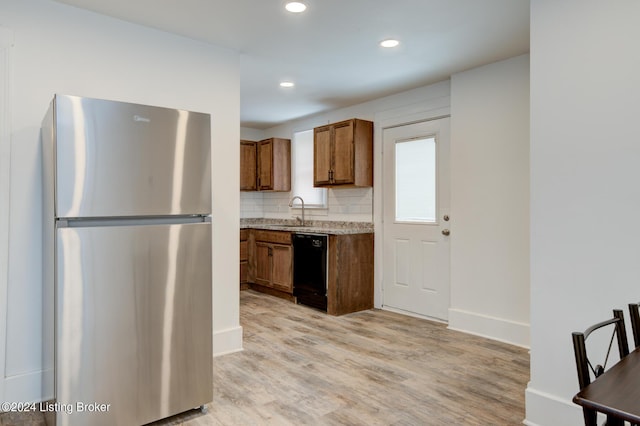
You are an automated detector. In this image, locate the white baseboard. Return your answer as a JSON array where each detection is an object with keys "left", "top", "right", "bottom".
[
  {"left": 382, "top": 305, "right": 447, "bottom": 324},
  {"left": 213, "top": 325, "right": 243, "bottom": 357},
  {"left": 448, "top": 308, "right": 530, "bottom": 348},
  {"left": 524, "top": 385, "right": 583, "bottom": 426}
]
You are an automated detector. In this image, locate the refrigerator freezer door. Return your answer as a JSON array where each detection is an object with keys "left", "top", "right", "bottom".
[
  {"left": 53, "top": 95, "right": 211, "bottom": 218},
  {"left": 55, "top": 222, "right": 212, "bottom": 426}
]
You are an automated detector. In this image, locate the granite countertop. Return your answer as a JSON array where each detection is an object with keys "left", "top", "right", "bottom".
[{"left": 240, "top": 218, "right": 373, "bottom": 235}]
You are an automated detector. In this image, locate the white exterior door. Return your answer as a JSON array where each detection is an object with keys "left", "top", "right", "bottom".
[{"left": 382, "top": 118, "right": 450, "bottom": 320}]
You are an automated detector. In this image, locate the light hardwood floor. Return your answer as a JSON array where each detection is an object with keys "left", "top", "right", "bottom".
[
  {"left": 1, "top": 290, "right": 529, "bottom": 426},
  {"left": 159, "top": 290, "right": 529, "bottom": 426}
]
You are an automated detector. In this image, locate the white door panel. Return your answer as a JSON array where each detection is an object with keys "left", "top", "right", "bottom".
[{"left": 382, "top": 118, "right": 450, "bottom": 320}]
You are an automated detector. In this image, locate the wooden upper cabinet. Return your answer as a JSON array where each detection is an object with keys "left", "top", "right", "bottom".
[
  {"left": 257, "top": 140, "right": 273, "bottom": 190},
  {"left": 240, "top": 138, "right": 291, "bottom": 191},
  {"left": 313, "top": 118, "right": 373, "bottom": 187},
  {"left": 314, "top": 126, "right": 332, "bottom": 186},
  {"left": 332, "top": 121, "right": 356, "bottom": 184},
  {"left": 240, "top": 140, "right": 257, "bottom": 191},
  {"left": 258, "top": 138, "right": 291, "bottom": 191}
]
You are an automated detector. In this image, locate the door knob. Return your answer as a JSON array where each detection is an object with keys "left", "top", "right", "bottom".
[{"left": 442, "top": 229, "right": 450, "bottom": 236}]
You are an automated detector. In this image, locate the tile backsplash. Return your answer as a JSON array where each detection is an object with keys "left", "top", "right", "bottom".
[
  {"left": 239, "top": 191, "right": 265, "bottom": 218},
  {"left": 240, "top": 187, "right": 373, "bottom": 222}
]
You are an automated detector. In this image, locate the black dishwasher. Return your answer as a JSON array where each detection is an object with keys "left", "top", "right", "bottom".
[{"left": 293, "top": 233, "right": 328, "bottom": 311}]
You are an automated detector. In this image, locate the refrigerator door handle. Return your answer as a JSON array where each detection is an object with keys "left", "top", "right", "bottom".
[{"left": 57, "top": 215, "right": 211, "bottom": 228}]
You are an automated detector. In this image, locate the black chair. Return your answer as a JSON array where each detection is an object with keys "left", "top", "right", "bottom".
[
  {"left": 572, "top": 309, "right": 630, "bottom": 426},
  {"left": 629, "top": 303, "right": 640, "bottom": 349}
]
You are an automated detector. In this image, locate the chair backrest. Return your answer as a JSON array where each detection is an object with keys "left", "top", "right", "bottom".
[
  {"left": 572, "top": 309, "right": 630, "bottom": 391},
  {"left": 629, "top": 303, "right": 640, "bottom": 349}
]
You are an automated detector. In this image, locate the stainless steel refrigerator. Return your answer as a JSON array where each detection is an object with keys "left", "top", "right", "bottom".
[{"left": 42, "top": 95, "right": 213, "bottom": 425}]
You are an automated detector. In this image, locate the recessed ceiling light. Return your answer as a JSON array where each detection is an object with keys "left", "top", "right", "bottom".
[
  {"left": 285, "top": 2, "right": 307, "bottom": 13},
  {"left": 380, "top": 39, "right": 400, "bottom": 48},
  {"left": 280, "top": 81, "right": 295, "bottom": 88}
]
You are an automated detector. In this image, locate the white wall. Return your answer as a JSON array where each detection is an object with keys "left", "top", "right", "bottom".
[
  {"left": 449, "top": 55, "right": 530, "bottom": 347},
  {"left": 526, "top": 2, "right": 640, "bottom": 425},
  {"left": 0, "top": 0, "right": 241, "bottom": 404},
  {"left": 240, "top": 126, "right": 265, "bottom": 142}
]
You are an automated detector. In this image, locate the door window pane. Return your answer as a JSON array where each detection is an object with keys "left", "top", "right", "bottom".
[{"left": 395, "top": 137, "right": 436, "bottom": 222}]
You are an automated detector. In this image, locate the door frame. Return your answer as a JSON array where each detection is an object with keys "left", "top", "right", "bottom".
[{"left": 372, "top": 89, "right": 451, "bottom": 311}]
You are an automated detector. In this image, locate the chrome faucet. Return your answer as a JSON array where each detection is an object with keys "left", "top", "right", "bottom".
[{"left": 289, "top": 196, "right": 305, "bottom": 226}]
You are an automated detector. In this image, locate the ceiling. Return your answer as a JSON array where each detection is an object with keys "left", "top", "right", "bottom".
[{"left": 53, "top": 0, "right": 530, "bottom": 129}]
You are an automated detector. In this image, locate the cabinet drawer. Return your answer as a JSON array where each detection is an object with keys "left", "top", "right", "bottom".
[{"left": 254, "top": 230, "right": 291, "bottom": 245}]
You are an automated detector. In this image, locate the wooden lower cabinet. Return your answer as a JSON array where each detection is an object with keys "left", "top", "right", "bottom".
[
  {"left": 243, "top": 228, "right": 373, "bottom": 314},
  {"left": 254, "top": 242, "right": 271, "bottom": 286},
  {"left": 327, "top": 233, "right": 374, "bottom": 315},
  {"left": 255, "top": 243, "right": 292, "bottom": 293},
  {"left": 252, "top": 230, "right": 293, "bottom": 294},
  {"left": 240, "top": 229, "right": 249, "bottom": 289}
]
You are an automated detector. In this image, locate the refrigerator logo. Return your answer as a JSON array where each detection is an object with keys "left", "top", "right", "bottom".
[{"left": 133, "top": 115, "right": 151, "bottom": 123}]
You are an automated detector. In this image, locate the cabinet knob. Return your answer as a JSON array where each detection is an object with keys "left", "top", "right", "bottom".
[{"left": 441, "top": 229, "right": 450, "bottom": 236}]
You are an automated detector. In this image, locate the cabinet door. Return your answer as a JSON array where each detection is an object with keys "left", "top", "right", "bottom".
[
  {"left": 271, "top": 243, "right": 293, "bottom": 293},
  {"left": 258, "top": 139, "right": 273, "bottom": 190},
  {"left": 332, "top": 120, "right": 355, "bottom": 184},
  {"left": 270, "top": 138, "right": 292, "bottom": 191},
  {"left": 239, "top": 236, "right": 248, "bottom": 285},
  {"left": 314, "top": 125, "right": 332, "bottom": 186},
  {"left": 240, "top": 141, "right": 257, "bottom": 191},
  {"left": 254, "top": 242, "right": 271, "bottom": 286}
]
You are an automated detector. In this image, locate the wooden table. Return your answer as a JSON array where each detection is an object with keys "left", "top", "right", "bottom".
[{"left": 573, "top": 347, "right": 640, "bottom": 424}]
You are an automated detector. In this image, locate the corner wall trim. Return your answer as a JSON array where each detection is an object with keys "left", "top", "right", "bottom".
[
  {"left": 212, "top": 325, "right": 243, "bottom": 357},
  {"left": 447, "top": 308, "right": 530, "bottom": 348}
]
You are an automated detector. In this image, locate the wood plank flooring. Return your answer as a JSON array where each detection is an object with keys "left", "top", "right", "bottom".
[
  {"left": 0, "top": 290, "right": 529, "bottom": 426},
  {"left": 161, "top": 290, "right": 529, "bottom": 425}
]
